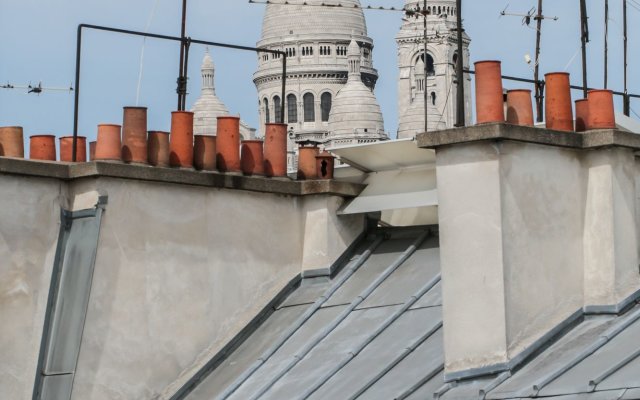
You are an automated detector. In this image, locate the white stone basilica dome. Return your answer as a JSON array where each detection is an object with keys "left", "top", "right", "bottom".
[{"left": 259, "top": 0, "right": 368, "bottom": 46}]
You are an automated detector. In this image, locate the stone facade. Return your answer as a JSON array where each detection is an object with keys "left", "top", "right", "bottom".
[
  {"left": 397, "top": 0, "right": 472, "bottom": 138},
  {"left": 253, "top": 0, "right": 384, "bottom": 171},
  {"left": 191, "top": 50, "right": 255, "bottom": 140}
]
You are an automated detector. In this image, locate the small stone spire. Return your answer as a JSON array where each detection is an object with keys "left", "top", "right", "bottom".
[
  {"left": 346, "top": 39, "right": 361, "bottom": 81},
  {"left": 201, "top": 48, "right": 215, "bottom": 95},
  {"left": 415, "top": 57, "right": 425, "bottom": 93}
]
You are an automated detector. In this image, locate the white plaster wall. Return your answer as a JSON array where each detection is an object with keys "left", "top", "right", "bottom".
[
  {"left": 0, "top": 175, "right": 64, "bottom": 400},
  {"left": 63, "top": 177, "right": 362, "bottom": 400},
  {"left": 584, "top": 149, "right": 639, "bottom": 306},
  {"left": 437, "top": 142, "right": 509, "bottom": 372},
  {"left": 499, "top": 142, "right": 585, "bottom": 357}
]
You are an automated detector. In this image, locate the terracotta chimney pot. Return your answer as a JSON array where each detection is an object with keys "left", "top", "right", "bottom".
[
  {"left": 170, "top": 111, "right": 194, "bottom": 168},
  {"left": 89, "top": 141, "right": 96, "bottom": 161},
  {"left": 0, "top": 126, "right": 25, "bottom": 158},
  {"left": 575, "top": 99, "right": 589, "bottom": 133},
  {"left": 194, "top": 135, "right": 217, "bottom": 171},
  {"left": 264, "top": 123, "right": 288, "bottom": 178},
  {"left": 506, "top": 89, "right": 534, "bottom": 127},
  {"left": 474, "top": 61, "right": 505, "bottom": 124},
  {"left": 545, "top": 72, "right": 574, "bottom": 132},
  {"left": 148, "top": 131, "right": 170, "bottom": 167},
  {"left": 29, "top": 135, "right": 56, "bottom": 161},
  {"left": 586, "top": 90, "right": 616, "bottom": 130},
  {"left": 216, "top": 116, "right": 241, "bottom": 172},
  {"left": 316, "top": 151, "right": 335, "bottom": 180},
  {"left": 95, "top": 124, "right": 122, "bottom": 161},
  {"left": 241, "top": 140, "right": 265, "bottom": 176},
  {"left": 122, "top": 107, "right": 148, "bottom": 164},
  {"left": 59, "top": 136, "right": 87, "bottom": 162},
  {"left": 297, "top": 145, "right": 319, "bottom": 180}
]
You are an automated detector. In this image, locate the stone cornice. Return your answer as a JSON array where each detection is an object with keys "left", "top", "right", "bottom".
[{"left": 0, "top": 159, "right": 366, "bottom": 198}]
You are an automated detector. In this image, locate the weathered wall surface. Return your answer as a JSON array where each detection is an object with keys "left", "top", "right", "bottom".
[
  {"left": 0, "top": 164, "right": 364, "bottom": 400},
  {"left": 0, "top": 175, "right": 64, "bottom": 400},
  {"left": 435, "top": 136, "right": 640, "bottom": 377}
]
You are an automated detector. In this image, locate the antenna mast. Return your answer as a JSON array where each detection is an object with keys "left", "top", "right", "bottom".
[
  {"left": 455, "top": 0, "right": 465, "bottom": 127},
  {"left": 623, "top": 0, "right": 630, "bottom": 116},
  {"left": 501, "top": 1, "right": 557, "bottom": 122},
  {"left": 604, "top": 0, "right": 609, "bottom": 88},
  {"left": 579, "top": 0, "right": 589, "bottom": 97}
]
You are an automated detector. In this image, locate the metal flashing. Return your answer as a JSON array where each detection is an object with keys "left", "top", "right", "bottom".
[{"left": 32, "top": 201, "right": 106, "bottom": 400}]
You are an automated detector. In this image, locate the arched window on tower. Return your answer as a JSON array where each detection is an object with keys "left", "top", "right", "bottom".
[
  {"left": 287, "top": 94, "right": 298, "bottom": 123},
  {"left": 264, "top": 98, "right": 270, "bottom": 124},
  {"left": 303, "top": 93, "right": 315, "bottom": 122},
  {"left": 321, "top": 92, "right": 332, "bottom": 122},
  {"left": 274, "top": 95, "right": 282, "bottom": 123},
  {"left": 420, "top": 53, "right": 436, "bottom": 76},
  {"left": 431, "top": 92, "right": 437, "bottom": 106}
]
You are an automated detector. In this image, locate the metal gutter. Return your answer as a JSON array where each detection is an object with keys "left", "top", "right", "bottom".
[
  {"left": 246, "top": 231, "right": 430, "bottom": 400},
  {"left": 298, "top": 275, "right": 442, "bottom": 400},
  {"left": 215, "top": 235, "right": 386, "bottom": 400}
]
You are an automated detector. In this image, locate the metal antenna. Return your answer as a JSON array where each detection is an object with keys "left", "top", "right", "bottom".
[
  {"left": 623, "top": 0, "right": 630, "bottom": 116},
  {"left": 499, "top": 1, "right": 558, "bottom": 122},
  {"left": 604, "top": 0, "right": 609, "bottom": 88},
  {"left": 579, "top": 0, "right": 589, "bottom": 98},
  {"left": 0, "top": 82, "right": 74, "bottom": 95}
]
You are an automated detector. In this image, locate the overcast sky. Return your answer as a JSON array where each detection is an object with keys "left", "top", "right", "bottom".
[{"left": 0, "top": 0, "right": 639, "bottom": 142}]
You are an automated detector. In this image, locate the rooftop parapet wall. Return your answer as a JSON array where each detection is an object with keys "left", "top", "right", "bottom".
[
  {"left": 418, "top": 123, "right": 640, "bottom": 380},
  {"left": 0, "top": 160, "right": 365, "bottom": 400}
]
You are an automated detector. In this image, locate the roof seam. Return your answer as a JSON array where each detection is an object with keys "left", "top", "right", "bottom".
[
  {"left": 247, "top": 231, "right": 431, "bottom": 400},
  {"left": 216, "top": 235, "right": 386, "bottom": 400}
]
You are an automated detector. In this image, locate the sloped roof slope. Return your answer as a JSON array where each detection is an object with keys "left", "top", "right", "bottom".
[
  {"left": 177, "top": 226, "right": 640, "bottom": 400},
  {"left": 182, "top": 227, "right": 444, "bottom": 400}
]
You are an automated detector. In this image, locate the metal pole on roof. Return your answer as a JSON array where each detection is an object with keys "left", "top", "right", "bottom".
[
  {"left": 579, "top": 0, "right": 589, "bottom": 98},
  {"left": 423, "top": 0, "right": 428, "bottom": 134},
  {"left": 177, "top": 0, "right": 188, "bottom": 111},
  {"left": 455, "top": 0, "right": 465, "bottom": 127},
  {"left": 534, "top": 0, "right": 544, "bottom": 122},
  {"left": 623, "top": 0, "right": 630, "bottom": 116},
  {"left": 604, "top": 0, "right": 609, "bottom": 88}
]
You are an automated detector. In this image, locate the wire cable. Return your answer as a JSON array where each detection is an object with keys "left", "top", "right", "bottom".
[{"left": 136, "top": 0, "right": 160, "bottom": 106}]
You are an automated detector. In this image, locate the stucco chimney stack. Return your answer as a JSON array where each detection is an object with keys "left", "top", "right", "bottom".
[
  {"left": 0, "top": 127, "right": 25, "bottom": 158},
  {"left": 420, "top": 123, "right": 640, "bottom": 382},
  {"left": 474, "top": 61, "right": 505, "bottom": 124}
]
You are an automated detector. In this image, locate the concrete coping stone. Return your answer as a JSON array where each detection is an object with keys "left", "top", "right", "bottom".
[
  {"left": 417, "top": 123, "right": 640, "bottom": 151},
  {"left": 0, "top": 158, "right": 365, "bottom": 198}
]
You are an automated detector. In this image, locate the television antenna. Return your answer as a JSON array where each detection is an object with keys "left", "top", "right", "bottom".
[
  {"left": 0, "top": 81, "right": 74, "bottom": 95},
  {"left": 499, "top": 1, "right": 559, "bottom": 122}
]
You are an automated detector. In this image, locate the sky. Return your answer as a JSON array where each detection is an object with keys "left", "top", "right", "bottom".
[{"left": 0, "top": 0, "right": 639, "bottom": 145}]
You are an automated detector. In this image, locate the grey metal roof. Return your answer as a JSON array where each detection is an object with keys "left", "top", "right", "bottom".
[{"left": 181, "top": 227, "right": 640, "bottom": 400}]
